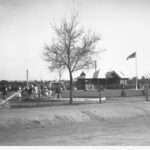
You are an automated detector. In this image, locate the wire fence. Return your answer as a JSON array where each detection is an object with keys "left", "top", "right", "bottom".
[{"left": 1, "top": 83, "right": 150, "bottom": 109}]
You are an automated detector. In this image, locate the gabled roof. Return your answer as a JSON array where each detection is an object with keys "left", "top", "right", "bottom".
[
  {"left": 80, "top": 71, "right": 86, "bottom": 76},
  {"left": 75, "top": 70, "right": 128, "bottom": 80},
  {"left": 77, "top": 71, "right": 86, "bottom": 79},
  {"left": 105, "top": 71, "right": 121, "bottom": 79}
]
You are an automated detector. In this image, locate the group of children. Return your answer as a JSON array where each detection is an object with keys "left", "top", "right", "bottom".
[
  {"left": 1, "top": 83, "right": 62, "bottom": 103},
  {"left": 26, "top": 84, "right": 53, "bottom": 99},
  {"left": 19, "top": 84, "right": 62, "bottom": 101}
]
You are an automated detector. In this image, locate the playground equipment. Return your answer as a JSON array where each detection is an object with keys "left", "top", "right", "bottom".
[
  {"left": 0, "top": 87, "right": 25, "bottom": 106},
  {"left": 50, "top": 81, "right": 66, "bottom": 91}
]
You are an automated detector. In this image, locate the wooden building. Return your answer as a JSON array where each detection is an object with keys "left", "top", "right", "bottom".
[{"left": 76, "top": 71, "right": 128, "bottom": 90}]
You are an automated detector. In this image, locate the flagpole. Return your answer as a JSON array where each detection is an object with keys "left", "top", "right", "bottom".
[
  {"left": 94, "top": 60, "right": 97, "bottom": 72},
  {"left": 126, "top": 51, "right": 138, "bottom": 89},
  {"left": 135, "top": 52, "right": 138, "bottom": 90}
]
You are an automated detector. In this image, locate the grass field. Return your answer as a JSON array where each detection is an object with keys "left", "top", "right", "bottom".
[
  {"left": 62, "top": 89, "right": 144, "bottom": 98},
  {"left": 0, "top": 88, "right": 146, "bottom": 109},
  {"left": 0, "top": 88, "right": 145, "bottom": 100}
]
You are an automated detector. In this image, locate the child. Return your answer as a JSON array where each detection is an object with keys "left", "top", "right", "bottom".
[
  {"left": 33, "top": 84, "right": 38, "bottom": 99},
  {"left": 17, "top": 87, "right": 22, "bottom": 102},
  {"left": 2, "top": 84, "right": 8, "bottom": 100},
  {"left": 55, "top": 86, "right": 61, "bottom": 99}
]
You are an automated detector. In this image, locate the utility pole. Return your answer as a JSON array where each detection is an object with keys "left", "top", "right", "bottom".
[
  {"left": 135, "top": 52, "right": 138, "bottom": 90},
  {"left": 94, "top": 60, "right": 97, "bottom": 72}
]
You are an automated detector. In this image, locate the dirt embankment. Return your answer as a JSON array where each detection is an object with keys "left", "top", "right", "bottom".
[
  {"left": 1, "top": 98, "right": 150, "bottom": 145},
  {"left": 0, "top": 98, "right": 150, "bottom": 131}
]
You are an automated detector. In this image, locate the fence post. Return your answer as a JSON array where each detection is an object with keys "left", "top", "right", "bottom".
[
  {"left": 99, "top": 85, "right": 101, "bottom": 103},
  {"left": 146, "top": 84, "right": 149, "bottom": 101},
  {"left": 121, "top": 84, "right": 127, "bottom": 97}
]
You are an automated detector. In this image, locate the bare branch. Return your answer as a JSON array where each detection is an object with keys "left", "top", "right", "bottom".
[{"left": 43, "top": 12, "right": 101, "bottom": 76}]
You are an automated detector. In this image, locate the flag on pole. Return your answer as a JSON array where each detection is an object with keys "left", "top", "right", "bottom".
[{"left": 126, "top": 52, "right": 136, "bottom": 60}]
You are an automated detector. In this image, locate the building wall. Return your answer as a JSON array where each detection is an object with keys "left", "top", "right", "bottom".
[
  {"left": 76, "top": 78, "right": 128, "bottom": 90},
  {"left": 76, "top": 79, "right": 85, "bottom": 90},
  {"left": 85, "top": 84, "right": 97, "bottom": 91},
  {"left": 120, "top": 79, "right": 127, "bottom": 85}
]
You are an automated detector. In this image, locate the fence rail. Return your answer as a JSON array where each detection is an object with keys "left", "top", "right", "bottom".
[
  {"left": 0, "top": 88, "right": 149, "bottom": 109},
  {"left": 62, "top": 89, "right": 144, "bottom": 98}
]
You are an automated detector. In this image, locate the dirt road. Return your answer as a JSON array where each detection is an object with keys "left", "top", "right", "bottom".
[{"left": 1, "top": 97, "right": 150, "bottom": 145}]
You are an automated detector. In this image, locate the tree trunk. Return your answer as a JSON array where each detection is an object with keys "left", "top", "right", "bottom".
[{"left": 69, "top": 70, "right": 73, "bottom": 104}]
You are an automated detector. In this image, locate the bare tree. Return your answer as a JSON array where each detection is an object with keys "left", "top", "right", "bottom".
[{"left": 42, "top": 13, "right": 100, "bottom": 104}]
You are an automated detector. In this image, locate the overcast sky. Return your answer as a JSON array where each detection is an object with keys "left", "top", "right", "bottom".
[{"left": 0, "top": 0, "right": 150, "bottom": 81}]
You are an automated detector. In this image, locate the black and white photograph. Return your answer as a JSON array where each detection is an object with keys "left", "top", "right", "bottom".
[{"left": 0, "top": 0, "right": 150, "bottom": 147}]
